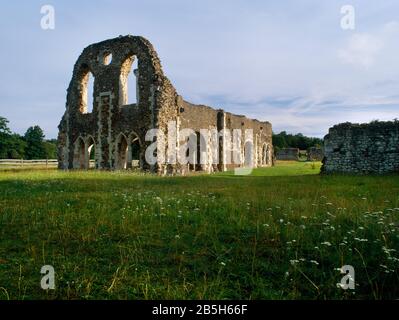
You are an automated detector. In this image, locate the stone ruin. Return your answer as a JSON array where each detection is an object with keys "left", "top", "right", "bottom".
[
  {"left": 307, "top": 147, "right": 323, "bottom": 161},
  {"left": 57, "top": 35, "right": 273, "bottom": 174},
  {"left": 276, "top": 148, "right": 299, "bottom": 161},
  {"left": 321, "top": 121, "right": 399, "bottom": 174}
]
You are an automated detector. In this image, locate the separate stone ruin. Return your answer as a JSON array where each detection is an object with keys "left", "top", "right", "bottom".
[
  {"left": 299, "top": 150, "right": 307, "bottom": 159},
  {"left": 321, "top": 121, "right": 399, "bottom": 174},
  {"left": 276, "top": 148, "right": 299, "bottom": 161},
  {"left": 57, "top": 35, "right": 273, "bottom": 174},
  {"left": 307, "top": 147, "right": 323, "bottom": 161}
]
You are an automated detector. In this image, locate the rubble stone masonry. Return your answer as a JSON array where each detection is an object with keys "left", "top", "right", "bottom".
[
  {"left": 321, "top": 121, "right": 399, "bottom": 174},
  {"left": 57, "top": 35, "right": 273, "bottom": 174}
]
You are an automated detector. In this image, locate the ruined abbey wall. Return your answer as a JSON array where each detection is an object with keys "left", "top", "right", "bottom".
[
  {"left": 178, "top": 102, "right": 273, "bottom": 173},
  {"left": 307, "top": 147, "right": 324, "bottom": 161},
  {"left": 276, "top": 148, "right": 299, "bottom": 160},
  {"left": 321, "top": 121, "right": 399, "bottom": 174},
  {"left": 57, "top": 35, "right": 273, "bottom": 174}
]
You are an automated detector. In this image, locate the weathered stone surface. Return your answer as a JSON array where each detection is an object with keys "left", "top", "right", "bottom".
[
  {"left": 307, "top": 147, "right": 324, "bottom": 161},
  {"left": 276, "top": 148, "right": 299, "bottom": 161},
  {"left": 321, "top": 121, "right": 399, "bottom": 174},
  {"left": 57, "top": 35, "right": 273, "bottom": 174}
]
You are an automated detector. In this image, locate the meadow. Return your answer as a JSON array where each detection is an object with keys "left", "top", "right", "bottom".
[{"left": 0, "top": 161, "right": 398, "bottom": 300}]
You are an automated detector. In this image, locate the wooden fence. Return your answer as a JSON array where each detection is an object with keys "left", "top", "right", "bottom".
[{"left": 0, "top": 159, "right": 58, "bottom": 168}]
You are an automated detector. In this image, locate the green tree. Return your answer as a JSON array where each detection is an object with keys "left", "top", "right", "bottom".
[
  {"left": 0, "top": 116, "right": 13, "bottom": 158},
  {"left": 272, "top": 133, "right": 287, "bottom": 149},
  {"left": 7, "top": 134, "right": 26, "bottom": 159},
  {"left": 44, "top": 139, "right": 57, "bottom": 159},
  {"left": 24, "top": 126, "right": 47, "bottom": 159},
  {"left": 273, "top": 131, "right": 323, "bottom": 150},
  {"left": 0, "top": 116, "right": 11, "bottom": 135}
]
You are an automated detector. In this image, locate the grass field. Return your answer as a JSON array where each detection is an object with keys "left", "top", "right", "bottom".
[{"left": 0, "top": 161, "right": 398, "bottom": 300}]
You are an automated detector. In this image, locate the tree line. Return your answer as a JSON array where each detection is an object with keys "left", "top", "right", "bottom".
[
  {"left": 0, "top": 116, "right": 57, "bottom": 159},
  {"left": 1, "top": 116, "right": 323, "bottom": 159},
  {"left": 272, "top": 131, "right": 323, "bottom": 151}
]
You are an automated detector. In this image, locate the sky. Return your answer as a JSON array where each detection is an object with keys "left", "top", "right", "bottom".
[{"left": 0, "top": 0, "right": 398, "bottom": 139}]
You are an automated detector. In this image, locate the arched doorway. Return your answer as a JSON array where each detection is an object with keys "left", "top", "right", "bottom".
[
  {"left": 87, "top": 136, "right": 96, "bottom": 169},
  {"left": 266, "top": 144, "right": 271, "bottom": 165},
  {"left": 243, "top": 140, "right": 253, "bottom": 167},
  {"left": 115, "top": 134, "right": 129, "bottom": 169},
  {"left": 73, "top": 137, "right": 86, "bottom": 169},
  {"left": 128, "top": 133, "right": 141, "bottom": 169},
  {"left": 261, "top": 143, "right": 271, "bottom": 166},
  {"left": 195, "top": 131, "right": 207, "bottom": 171},
  {"left": 262, "top": 144, "right": 267, "bottom": 166}
]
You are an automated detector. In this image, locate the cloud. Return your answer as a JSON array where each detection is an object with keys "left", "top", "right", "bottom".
[
  {"left": 338, "top": 21, "right": 399, "bottom": 68},
  {"left": 338, "top": 33, "right": 383, "bottom": 68},
  {"left": 1, "top": 1, "right": 399, "bottom": 138}
]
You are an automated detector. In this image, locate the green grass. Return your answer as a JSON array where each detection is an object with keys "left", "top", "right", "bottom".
[
  {"left": 221, "top": 160, "right": 322, "bottom": 176},
  {"left": 0, "top": 161, "right": 398, "bottom": 300}
]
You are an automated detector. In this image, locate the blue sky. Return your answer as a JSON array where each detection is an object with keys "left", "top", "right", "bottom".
[{"left": 0, "top": 0, "right": 398, "bottom": 138}]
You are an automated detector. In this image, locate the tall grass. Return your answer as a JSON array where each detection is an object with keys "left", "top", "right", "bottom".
[{"left": 0, "top": 162, "right": 398, "bottom": 299}]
